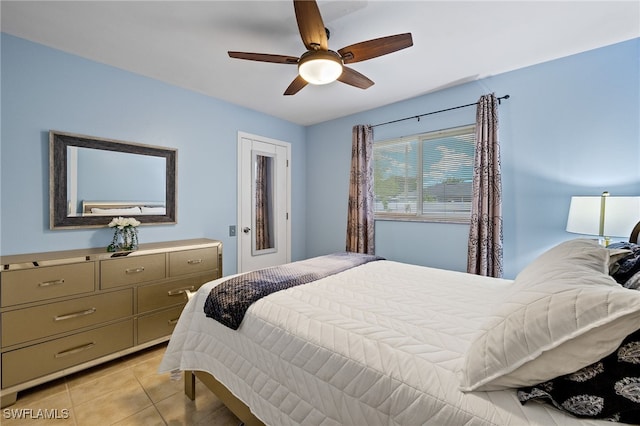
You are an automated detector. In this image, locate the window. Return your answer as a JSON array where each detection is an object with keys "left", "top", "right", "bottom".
[{"left": 373, "top": 125, "right": 475, "bottom": 223}]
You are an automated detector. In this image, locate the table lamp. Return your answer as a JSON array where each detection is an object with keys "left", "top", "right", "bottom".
[{"left": 566, "top": 192, "right": 640, "bottom": 246}]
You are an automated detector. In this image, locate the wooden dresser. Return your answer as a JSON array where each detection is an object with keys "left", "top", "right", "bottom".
[{"left": 0, "top": 238, "right": 222, "bottom": 407}]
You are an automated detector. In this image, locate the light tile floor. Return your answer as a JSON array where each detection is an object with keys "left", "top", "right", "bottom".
[{"left": 2, "top": 343, "right": 241, "bottom": 425}]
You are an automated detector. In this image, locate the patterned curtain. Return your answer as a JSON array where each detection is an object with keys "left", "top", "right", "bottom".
[
  {"left": 467, "top": 93, "right": 503, "bottom": 277},
  {"left": 346, "top": 125, "right": 375, "bottom": 254},
  {"left": 255, "top": 155, "right": 270, "bottom": 250}
]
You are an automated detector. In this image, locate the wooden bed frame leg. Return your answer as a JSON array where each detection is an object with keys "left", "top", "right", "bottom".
[
  {"left": 184, "top": 371, "right": 196, "bottom": 400},
  {"left": 193, "top": 371, "right": 265, "bottom": 426}
]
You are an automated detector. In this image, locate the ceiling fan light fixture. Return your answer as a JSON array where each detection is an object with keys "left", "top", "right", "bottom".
[{"left": 298, "top": 50, "right": 343, "bottom": 85}]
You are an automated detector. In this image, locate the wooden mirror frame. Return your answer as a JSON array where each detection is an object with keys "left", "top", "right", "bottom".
[
  {"left": 630, "top": 221, "right": 640, "bottom": 244},
  {"left": 49, "top": 130, "right": 177, "bottom": 229}
]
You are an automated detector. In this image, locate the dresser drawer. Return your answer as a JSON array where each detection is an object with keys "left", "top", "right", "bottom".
[
  {"left": 1, "top": 262, "right": 95, "bottom": 307},
  {"left": 101, "top": 254, "right": 165, "bottom": 289},
  {"left": 2, "top": 320, "right": 133, "bottom": 388},
  {"left": 169, "top": 247, "right": 218, "bottom": 277},
  {"left": 137, "top": 305, "right": 184, "bottom": 344},
  {"left": 2, "top": 289, "right": 132, "bottom": 347},
  {"left": 137, "top": 275, "right": 209, "bottom": 313}
]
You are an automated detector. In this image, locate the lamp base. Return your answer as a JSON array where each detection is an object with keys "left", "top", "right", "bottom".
[{"left": 599, "top": 236, "right": 611, "bottom": 247}]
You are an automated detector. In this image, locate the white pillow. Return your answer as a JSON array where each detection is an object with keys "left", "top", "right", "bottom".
[
  {"left": 141, "top": 206, "right": 166, "bottom": 214},
  {"left": 459, "top": 239, "right": 640, "bottom": 391},
  {"left": 90, "top": 206, "right": 142, "bottom": 215}
]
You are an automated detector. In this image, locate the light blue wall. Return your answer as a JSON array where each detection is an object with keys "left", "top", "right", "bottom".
[
  {"left": 305, "top": 38, "right": 640, "bottom": 279},
  {"left": 0, "top": 34, "right": 307, "bottom": 275},
  {"left": 3, "top": 33, "right": 639, "bottom": 279}
]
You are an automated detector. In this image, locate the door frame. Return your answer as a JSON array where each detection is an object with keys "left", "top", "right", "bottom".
[{"left": 237, "top": 131, "right": 291, "bottom": 273}]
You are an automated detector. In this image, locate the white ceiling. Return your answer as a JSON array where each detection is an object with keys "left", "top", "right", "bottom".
[{"left": 2, "top": 1, "right": 639, "bottom": 126}]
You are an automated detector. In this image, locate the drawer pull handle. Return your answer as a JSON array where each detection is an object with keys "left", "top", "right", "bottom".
[
  {"left": 55, "top": 342, "right": 96, "bottom": 358},
  {"left": 167, "top": 318, "right": 179, "bottom": 326},
  {"left": 125, "top": 267, "right": 145, "bottom": 274},
  {"left": 54, "top": 307, "right": 97, "bottom": 322},
  {"left": 187, "top": 259, "right": 203, "bottom": 265},
  {"left": 38, "top": 279, "right": 65, "bottom": 287},
  {"left": 167, "top": 286, "right": 195, "bottom": 296}
]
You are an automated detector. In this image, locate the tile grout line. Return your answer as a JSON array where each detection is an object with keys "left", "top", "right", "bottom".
[
  {"left": 132, "top": 366, "right": 169, "bottom": 426},
  {"left": 64, "top": 381, "right": 79, "bottom": 426}
]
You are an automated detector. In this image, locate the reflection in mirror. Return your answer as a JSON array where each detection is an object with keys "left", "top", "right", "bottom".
[
  {"left": 253, "top": 153, "right": 275, "bottom": 254},
  {"left": 50, "top": 130, "right": 177, "bottom": 229},
  {"left": 67, "top": 147, "right": 166, "bottom": 216}
]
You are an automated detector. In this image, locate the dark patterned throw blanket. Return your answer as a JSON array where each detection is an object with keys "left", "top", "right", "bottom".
[
  {"left": 204, "top": 252, "right": 383, "bottom": 329},
  {"left": 518, "top": 324, "right": 640, "bottom": 423}
]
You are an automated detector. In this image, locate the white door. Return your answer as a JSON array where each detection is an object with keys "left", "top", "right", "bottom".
[{"left": 237, "top": 132, "right": 291, "bottom": 273}]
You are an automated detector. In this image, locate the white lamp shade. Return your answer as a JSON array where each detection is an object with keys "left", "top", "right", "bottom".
[
  {"left": 566, "top": 196, "right": 602, "bottom": 235},
  {"left": 604, "top": 197, "right": 640, "bottom": 237},
  {"left": 567, "top": 195, "right": 640, "bottom": 238}
]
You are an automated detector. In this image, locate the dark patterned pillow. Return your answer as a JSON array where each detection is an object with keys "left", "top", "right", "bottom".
[
  {"left": 518, "top": 329, "right": 640, "bottom": 423},
  {"left": 608, "top": 242, "right": 640, "bottom": 289}
]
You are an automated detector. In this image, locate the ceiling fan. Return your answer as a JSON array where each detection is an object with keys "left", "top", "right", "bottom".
[{"left": 228, "top": 0, "right": 413, "bottom": 95}]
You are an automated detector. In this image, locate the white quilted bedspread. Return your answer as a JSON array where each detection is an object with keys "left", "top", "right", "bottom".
[{"left": 159, "top": 260, "right": 614, "bottom": 425}]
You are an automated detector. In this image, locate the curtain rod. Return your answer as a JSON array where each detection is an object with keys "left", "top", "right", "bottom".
[{"left": 371, "top": 94, "right": 510, "bottom": 128}]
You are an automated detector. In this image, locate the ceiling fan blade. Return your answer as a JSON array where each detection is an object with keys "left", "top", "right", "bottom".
[
  {"left": 228, "top": 51, "right": 299, "bottom": 64},
  {"left": 293, "top": 0, "right": 328, "bottom": 51},
  {"left": 337, "top": 66, "right": 374, "bottom": 90},
  {"left": 338, "top": 33, "right": 413, "bottom": 64},
  {"left": 284, "top": 75, "right": 308, "bottom": 96}
]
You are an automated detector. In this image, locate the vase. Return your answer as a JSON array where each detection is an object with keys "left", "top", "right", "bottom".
[{"left": 108, "top": 227, "right": 139, "bottom": 252}]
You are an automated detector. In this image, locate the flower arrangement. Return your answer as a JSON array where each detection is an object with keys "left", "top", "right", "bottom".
[{"left": 107, "top": 217, "right": 141, "bottom": 252}]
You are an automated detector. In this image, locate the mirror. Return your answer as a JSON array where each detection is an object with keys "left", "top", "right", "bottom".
[
  {"left": 50, "top": 130, "right": 177, "bottom": 229},
  {"left": 252, "top": 152, "right": 276, "bottom": 254}
]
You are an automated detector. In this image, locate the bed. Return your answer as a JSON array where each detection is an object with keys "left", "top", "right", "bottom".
[{"left": 159, "top": 238, "right": 640, "bottom": 425}]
